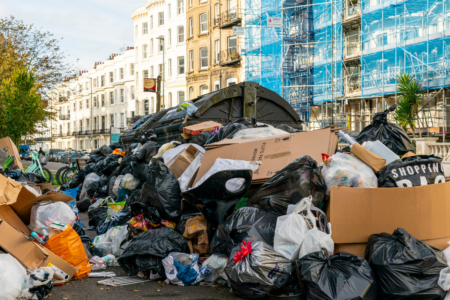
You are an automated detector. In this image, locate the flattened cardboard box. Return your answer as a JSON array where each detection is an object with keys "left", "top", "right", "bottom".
[
  {"left": 0, "top": 174, "right": 73, "bottom": 224},
  {"left": 195, "top": 128, "right": 337, "bottom": 185},
  {"left": 328, "top": 182, "right": 450, "bottom": 244},
  {"left": 168, "top": 145, "right": 200, "bottom": 179}
]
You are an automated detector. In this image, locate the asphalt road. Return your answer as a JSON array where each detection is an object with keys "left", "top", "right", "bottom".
[
  {"left": 49, "top": 213, "right": 238, "bottom": 300},
  {"left": 22, "top": 160, "right": 67, "bottom": 173}
]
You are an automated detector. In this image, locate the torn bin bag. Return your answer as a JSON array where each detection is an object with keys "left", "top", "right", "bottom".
[
  {"left": 118, "top": 227, "right": 189, "bottom": 278},
  {"left": 247, "top": 155, "right": 327, "bottom": 215},
  {"left": 225, "top": 241, "right": 293, "bottom": 299},
  {"left": 365, "top": 228, "right": 447, "bottom": 300},
  {"left": 141, "top": 158, "right": 182, "bottom": 220},
  {"left": 298, "top": 251, "right": 378, "bottom": 300},
  {"left": 162, "top": 253, "right": 200, "bottom": 286},
  {"left": 378, "top": 155, "right": 445, "bottom": 187}
]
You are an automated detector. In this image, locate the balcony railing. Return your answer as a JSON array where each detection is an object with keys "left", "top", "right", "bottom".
[
  {"left": 59, "top": 114, "right": 70, "bottom": 120},
  {"left": 220, "top": 9, "right": 242, "bottom": 29},
  {"left": 343, "top": 41, "right": 362, "bottom": 59},
  {"left": 344, "top": 1, "right": 361, "bottom": 20},
  {"left": 59, "top": 97, "right": 68, "bottom": 103},
  {"left": 344, "top": 73, "right": 361, "bottom": 95},
  {"left": 100, "top": 128, "right": 110, "bottom": 134},
  {"left": 219, "top": 46, "right": 241, "bottom": 66}
]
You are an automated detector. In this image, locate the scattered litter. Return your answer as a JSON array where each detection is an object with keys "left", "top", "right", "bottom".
[
  {"left": 97, "top": 277, "right": 151, "bottom": 287},
  {"left": 88, "top": 272, "right": 116, "bottom": 278}
]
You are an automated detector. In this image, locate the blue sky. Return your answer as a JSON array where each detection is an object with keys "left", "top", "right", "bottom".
[{"left": 1, "top": 0, "right": 144, "bottom": 72}]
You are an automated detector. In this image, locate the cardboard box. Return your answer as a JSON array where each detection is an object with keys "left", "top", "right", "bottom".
[
  {"left": 328, "top": 182, "right": 450, "bottom": 244},
  {"left": 350, "top": 143, "right": 386, "bottom": 173},
  {"left": 0, "top": 205, "right": 30, "bottom": 235},
  {"left": 335, "top": 237, "right": 450, "bottom": 258},
  {"left": 183, "top": 121, "right": 222, "bottom": 136},
  {"left": 168, "top": 145, "right": 200, "bottom": 179},
  {"left": 0, "top": 137, "right": 23, "bottom": 170},
  {"left": 40, "top": 247, "right": 76, "bottom": 281},
  {"left": 196, "top": 128, "right": 337, "bottom": 184},
  {"left": 0, "top": 174, "right": 73, "bottom": 224}
]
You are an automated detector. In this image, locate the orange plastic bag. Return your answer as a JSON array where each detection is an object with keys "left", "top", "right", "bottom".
[{"left": 45, "top": 224, "right": 91, "bottom": 279}]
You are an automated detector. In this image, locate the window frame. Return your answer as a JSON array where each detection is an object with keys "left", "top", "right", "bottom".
[
  {"left": 200, "top": 47, "right": 208, "bottom": 69},
  {"left": 130, "top": 63, "right": 135, "bottom": 75},
  {"left": 178, "top": 26, "right": 184, "bottom": 43},
  {"left": 150, "top": 39, "right": 154, "bottom": 55},
  {"left": 178, "top": 0, "right": 184, "bottom": 14},
  {"left": 189, "top": 87, "right": 194, "bottom": 99},
  {"left": 120, "top": 68, "right": 124, "bottom": 79},
  {"left": 189, "top": 0, "right": 193, "bottom": 7},
  {"left": 168, "top": 29, "right": 172, "bottom": 46},
  {"left": 158, "top": 12, "right": 164, "bottom": 26},
  {"left": 158, "top": 37, "right": 164, "bottom": 52},
  {"left": 200, "top": 0, "right": 207, "bottom": 3},
  {"left": 150, "top": 15, "right": 153, "bottom": 29},
  {"left": 168, "top": 4, "right": 171, "bottom": 19},
  {"left": 110, "top": 91, "right": 114, "bottom": 105},
  {"left": 200, "top": 85, "right": 209, "bottom": 95},
  {"left": 189, "top": 17, "right": 193, "bottom": 36},
  {"left": 143, "top": 44, "right": 148, "bottom": 59},
  {"left": 215, "top": 39, "right": 220, "bottom": 63},
  {"left": 135, "top": 25, "right": 138, "bottom": 37},
  {"left": 200, "top": 13, "right": 208, "bottom": 34},
  {"left": 101, "top": 94, "right": 105, "bottom": 107},
  {"left": 178, "top": 91, "right": 185, "bottom": 103},
  {"left": 189, "top": 50, "right": 194, "bottom": 71},
  {"left": 120, "top": 89, "right": 124, "bottom": 103},
  {"left": 109, "top": 72, "right": 114, "bottom": 83},
  {"left": 168, "top": 58, "right": 172, "bottom": 77},
  {"left": 143, "top": 22, "right": 148, "bottom": 35},
  {"left": 178, "top": 56, "right": 185, "bottom": 75}
]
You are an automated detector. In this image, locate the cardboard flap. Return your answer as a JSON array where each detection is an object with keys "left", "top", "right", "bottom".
[
  {"left": 0, "top": 177, "right": 23, "bottom": 205},
  {"left": 328, "top": 182, "right": 450, "bottom": 243},
  {"left": 350, "top": 143, "right": 386, "bottom": 173}
]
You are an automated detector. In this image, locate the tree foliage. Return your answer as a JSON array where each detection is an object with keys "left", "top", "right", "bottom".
[{"left": 394, "top": 72, "right": 423, "bottom": 132}]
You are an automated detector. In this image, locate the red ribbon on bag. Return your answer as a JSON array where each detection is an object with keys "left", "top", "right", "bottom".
[{"left": 233, "top": 241, "right": 252, "bottom": 263}]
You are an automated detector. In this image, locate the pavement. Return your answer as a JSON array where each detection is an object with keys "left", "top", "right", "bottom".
[
  {"left": 49, "top": 212, "right": 238, "bottom": 300},
  {"left": 22, "top": 160, "right": 67, "bottom": 173}
]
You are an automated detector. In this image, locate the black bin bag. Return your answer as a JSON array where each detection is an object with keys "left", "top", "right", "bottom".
[
  {"left": 378, "top": 155, "right": 445, "bottom": 187},
  {"left": 365, "top": 228, "right": 447, "bottom": 300},
  {"left": 225, "top": 240, "right": 293, "bottom": 299},
  {"left": 247, "top": 155, "right": 327, "bottom": 214},
  {"left": 210, "top": 207, "right": 277, "bottom": 257},
  {"left": 352, "top": 104, "right": 415, "bottom": 156},
  {"left": 298, "top": 251, "right": 378, "bottom": 300},
  {"left": 118, "top": 227, "right": 189, "bottom": 278}
]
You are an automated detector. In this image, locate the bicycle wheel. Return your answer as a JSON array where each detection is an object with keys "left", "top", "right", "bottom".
[
  {"left": 40, "top": 167, "right": 54, "bottom": 184},
  {"left": 63, "top": 168, "right": 77, "bottom": 184},
  {"left": 56, "top": 166, "right": 69, "bottom": 185}
]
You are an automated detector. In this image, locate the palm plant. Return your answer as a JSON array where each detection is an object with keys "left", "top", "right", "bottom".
[{"left": 394, "top": 72, "right": 423, "bottom": 133}]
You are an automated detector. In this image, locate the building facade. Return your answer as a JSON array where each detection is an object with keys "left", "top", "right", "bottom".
[
  {"left": 132, "top": 0, "right": 187, "bottom": 113},
  {"left": 185, "top": 0, "right": 244, "bottom": 99},
  {"left": 39, "top": 48, "right": 136, "bottom": 151}
]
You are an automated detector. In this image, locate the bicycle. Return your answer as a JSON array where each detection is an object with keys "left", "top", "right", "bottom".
[
  {"left": 24, "top": 151, "right": 53, "bottom": 183},
  {"left": 56, "top": 155, "right": 79, "bottom": 185}
]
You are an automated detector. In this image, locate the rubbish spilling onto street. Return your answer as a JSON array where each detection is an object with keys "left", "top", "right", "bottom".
[{"left": 2, "top": 102, "right": 450, "bottom": 300}]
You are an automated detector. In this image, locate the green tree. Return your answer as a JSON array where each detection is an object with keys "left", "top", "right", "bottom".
[
  {"left": 0, "top": 68, "right": 54, "bottom": 146},
  {"left": 394, "top": 72, "right": 423, "bottom": 133}
]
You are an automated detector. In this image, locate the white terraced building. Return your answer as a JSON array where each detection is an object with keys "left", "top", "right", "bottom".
[{"left": 39, "top": 0, "right": 188, "bottom": 151}]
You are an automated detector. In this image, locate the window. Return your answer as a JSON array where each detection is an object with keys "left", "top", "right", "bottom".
[
  {"left": 131, "top": 86, "right": 135, "bottom": 100},
  {"left": 215, "top": 4, "right": 220, "bottom": 24},
  {"left": 200, "top": 0, "right": 207, "bottom": 3},
  {"left": 94, "top": 97, "right": 98, "bottom": 108},
  {"left": 200, "top": 85, "right": 209, "bottom": 95},
  {"left": 135, "top": 46, "right": 138, "bottom": 60},
  {"left": 215, "top": 39, "right": 220, "bottom": 63},
  {"left": 200, "top": 13, "right": 208, "bottom": 33},
  {"left": 79, "top": 101, "right": 82, "bottom": 109},
  {"left": 120, "top": 89, "right": 124, "bottom": 103},
  {"left": 189, "top": 18, "right": 193, "bottom": 36},
  {"left": 168, "top": 59, "right": 172, "bottom": 77},
  {"left": 159, "top": 12, "right": 164, "bottom": 26},
  {"left": 136, "top": 72, "right": 139, "bottom": 88},
  {"left": 189, "top": 87, "right": 194, "bottom": 99},
  {"left": 101, "top": 75, "right": 105, "bottom": 86},
  {"left": 189, "top": 50, "right": 194, "bottom": 71},
  {"left": 143, "top": 44, "right": 148, "bottom": 59},
  {"left": 143, "top": 22, "right": 148, "bottom": 34},
  {"left": 85, "top": 82, "right": 88, "bottom": 90},
  {"left": 178, "top": 56, "right": 185, "bottom": 74},
  {"left": 178, "top": 26, "right": 184, "bottom": 43},
  {"left": 151, "top": 66, "right": 154, "bottom": 77},
  {"left": 168, "top": 92, "right": 172, "bottom": 108},
  {"left": 101, "top": 94, "right": 105, "bottom": 107},
  {"left": 228, "top": 36, "right": 237, "bottom": 56},
  {"left": 227, "top": 78, "right": 238, "bottom": 86},
  {"left": 93, "top": 78, "right": 97, "bottom": 87},
  {"left": 143, "top": 70, "right": 149, "bottom": 78},
  {"left": 150, "top": 39, "right": 154, "bottom": 55},
  {"left": 214, "top": 80, "right": 220, "bottom": 91},
  {"left": 130, "top": 63, "right": 134, "bottom": 75},
  {"left": 150, "top": 15, "right": 153, "bottom": 29},
  {"left": 110, "top": 114, "right": 114, "bottom": 127},
  {"left": 120, "top": 113, "right": 125, "bottom": 127},
  {"left": 120, "top": 68, "right": 124, "bottom": 79},
  {"left": 73, "top": 103, "right": 76, "bottom": 112},
  {"left": 168, "top": 29, "right": 172, "bottom": 46},
  {"left": 144, "top": 100, "right": 149, "bottom": 115},
  {"left": 79, "top": 120, "right": 83, "bottom": 132},
  {"left": 189, "top": 0, "right": 193, "bottom": 7},
  {"left": 158, "top": 37, "right": 164, "bottom": 52},
  {"left": 110, "top": 91, "right": 114, "bottom": 105},
  {"left": 109, "top": 72, "right": 114, "bottom": 83},
  {"left": 178, "top": 91, "right": 185, "bottom": 103},
  {"left": 159, "top": 64, "right": 163, "bottom": 76},
  {"left": 86, "top": 99, "right": 89, "bottom": 108},
  {"left": 178, "top": 0, "right": 184, "bottom": 14},
  {"left": 168, "top": 4, "right": 171, "bottom": 19},
  {"left": 200, "top": 47, "right": 208, "bottom": 69},
  {"left": 135, "top": 25, "right": 138, "bottom": 37}
]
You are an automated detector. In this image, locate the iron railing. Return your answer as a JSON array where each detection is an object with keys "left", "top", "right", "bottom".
[
  {"left": 220, "top": 9, "right": 242, "bottom": 28},
  {"left": 219, "top": 45, "right": 241, "bottom": 66}
]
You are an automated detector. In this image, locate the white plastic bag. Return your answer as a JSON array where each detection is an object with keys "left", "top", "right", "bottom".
[
  {"left": 162, "top": 252, "right": 200, "bottom": 286},
  {"left": 320, "top": 153, "right": 378, "bottom": 195},
  {"left": 274, "top": 196, "right": 316, "bottom": 260},
  {"left": 112, "top": 175, "right": 125, "bottom": 196},
  {"left": 120, "top": 174, "right": 140, "bottom": 190},
  {"left": 28, "top": 201, "right": 76, "bottom": 236},
  {"left": 179, "top": 152, "right": 203, "bottom": 192},
  {"left": 193, "top": 158, "right": 260, "bottom": 191},
  {"left": 0, "top": 254, "right": 29, "bottom": 300},
  {"left": 80, "top": 172, "right": 100, "bottom": 199},
  {"left": 93, "top": 226, "right": 128, "bottom": 257},
  {"left": 194, "top": 254, "right": 228, "bottom": 284},
  {"left": 232, "top": 127, "right": 290, "bottom": 139},
  {"left": 298, "top": 226, "right": 334, "bottom": 259},
  {"left": 443, "top": 240, "right": 450, "bottom": 262}
]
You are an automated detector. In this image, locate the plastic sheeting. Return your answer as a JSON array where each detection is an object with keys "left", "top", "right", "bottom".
[
  {"left": 29, "top": 201, "right": 76, "bottom": 236},
  {"left": 232, "top": 127, "right": 290, "bottom": 139}
]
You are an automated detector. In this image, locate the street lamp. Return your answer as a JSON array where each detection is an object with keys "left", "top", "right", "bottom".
[{"left": 156, "top": 36, "right": 165, "bottom": 110}]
